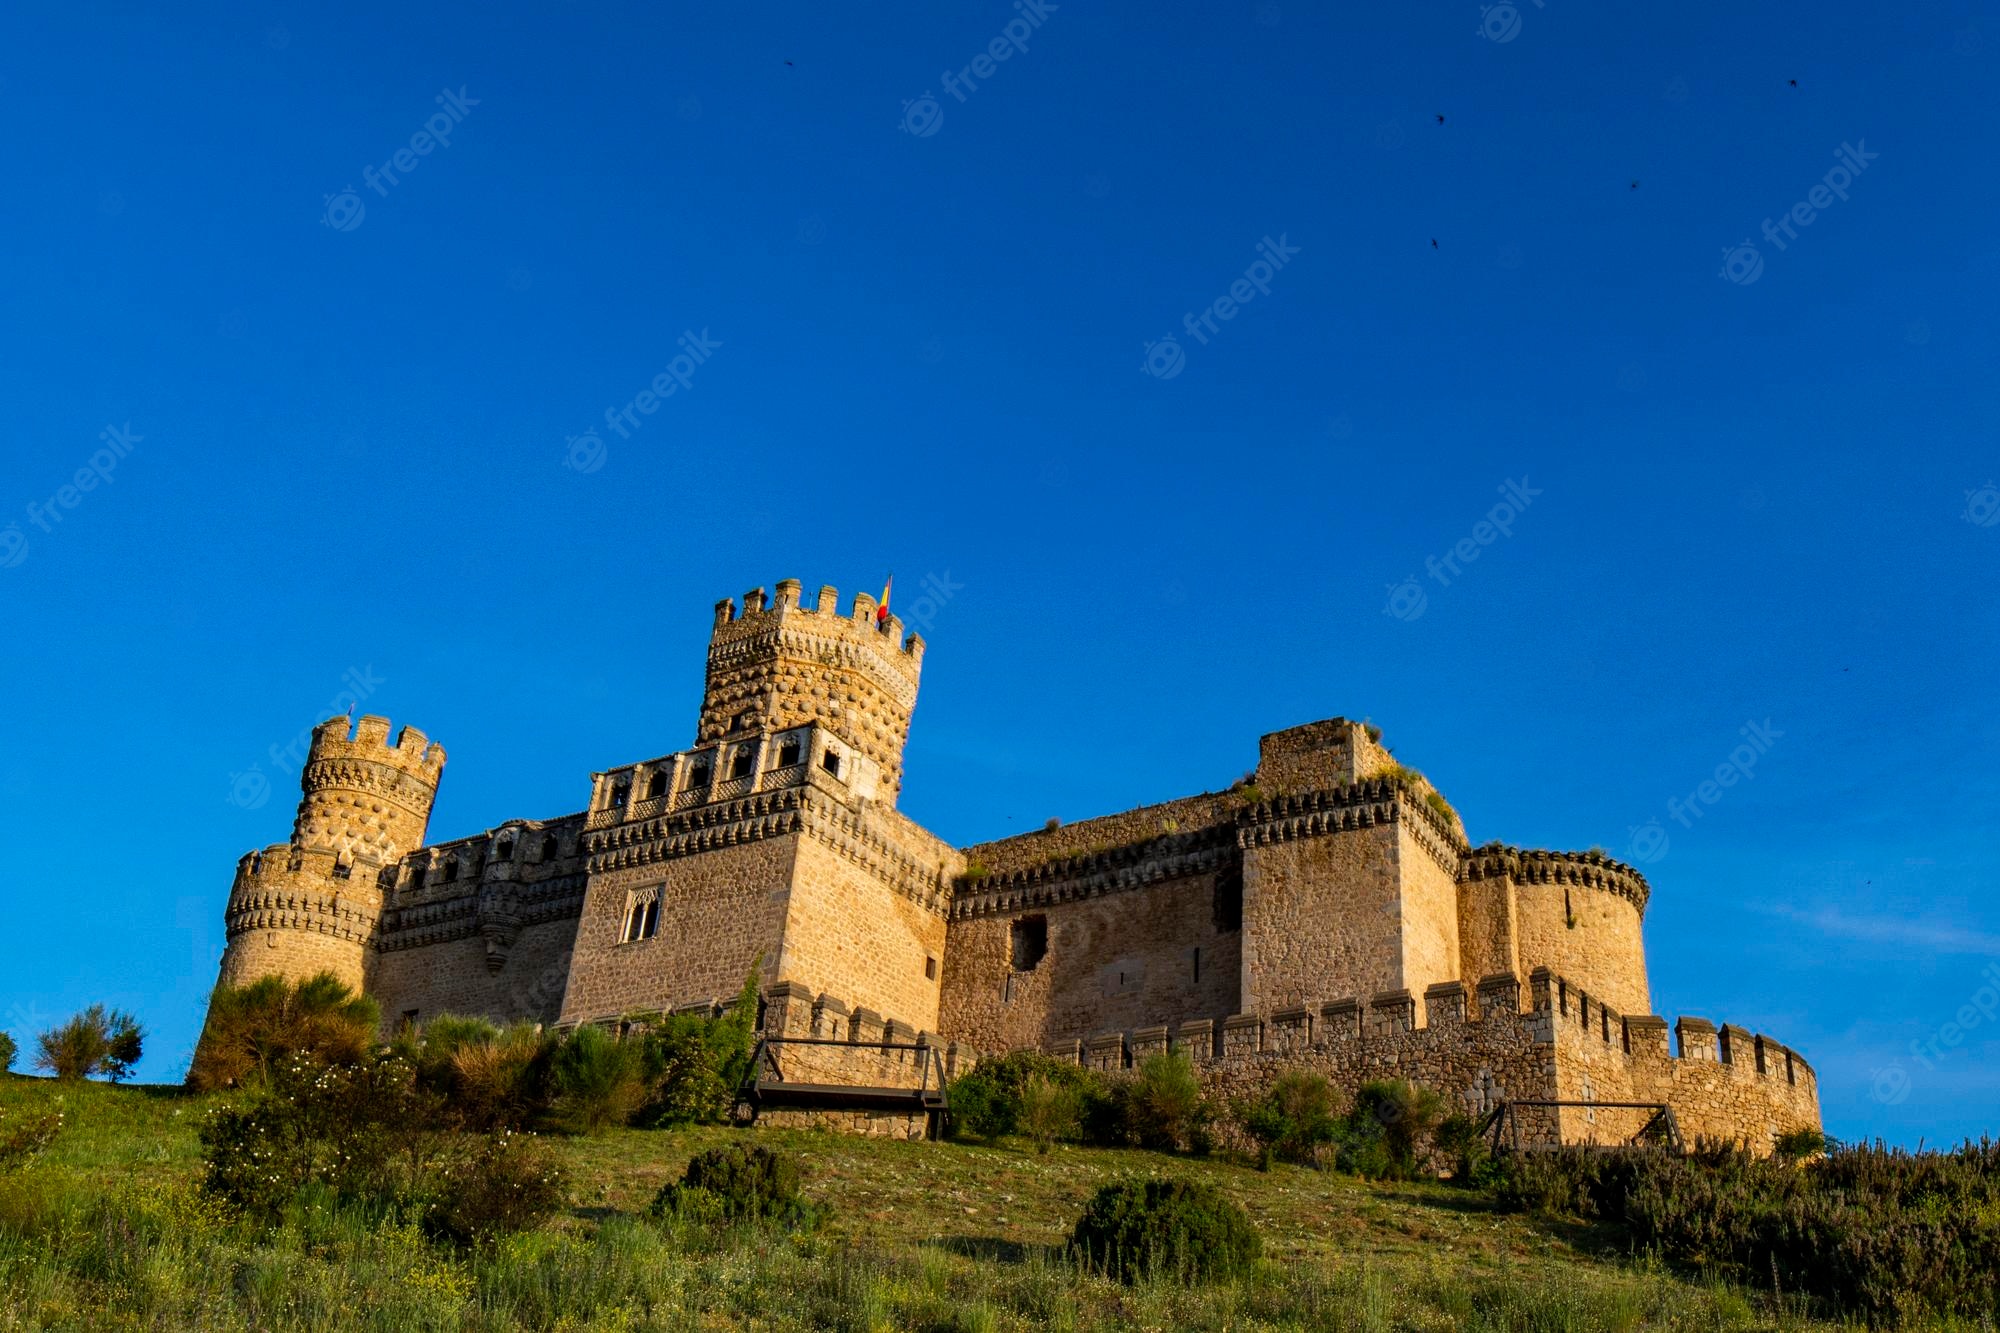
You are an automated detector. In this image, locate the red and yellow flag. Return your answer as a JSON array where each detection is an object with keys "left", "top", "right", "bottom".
[{"left": 876, "top": 574, "right": 893, "bottom": 625}]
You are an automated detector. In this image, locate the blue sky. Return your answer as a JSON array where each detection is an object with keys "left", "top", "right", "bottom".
[{"left": 1, "top": 1, "right": 1995, "bottom": 1146}]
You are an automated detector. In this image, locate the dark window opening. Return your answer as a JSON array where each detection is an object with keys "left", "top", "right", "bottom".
[
  {"left": 1010, "top": 915, "right": 1048, "bottom": 971},
  {"left": 331, "top": 859, "right": 352, "bottom": 880},
  {"left": 925, "top": 955, "right": 938, "bottom": 981},
  {"left": 410, "top": 865, "right": 427, "bottom": 890},
  {"left": 1212, "top": 865, "right": 1244, "bottom": 933},
  {"left": 623, "top": 898, "right": 661, "bottom": 943},
  {"left": 400, "top": 1009, "right": 419, "bottom": 1030},
  {"left": 610, "top": 780, "right": 631, "bottom": 807},
  {"left": 731, "top": 749, "right": 754, "bottom": 779},
  {"left": 779, "top": 738, "right": 802, "bottom": 766},
  {"left": 688, "top": 761, "right": 712, "bottom": 789},
  {"left": 441, "top": 857, "right": 459, "bottom": 883},
  {"left": 494, "top": 838, "right": 514, "bottom": 862},
  {"left": 822, "top": 750, "right": 843, "bottom": 777},
  {"left": 647, "top": 770, "right": 667, "bottom": 798},
  {"left": 1564, "top": 887, "right": 1577, "bottom": 929},
  {"left": 1192, "top": 946, "right": 1201, "bottom": 984},
  {"left": 539, "top": 833, "right": 559, "bottom": 861}
]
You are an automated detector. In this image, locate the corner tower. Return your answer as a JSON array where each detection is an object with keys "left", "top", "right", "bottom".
[
  {"left": 213, "top": 715, "right": 445, "bottom": 993},
  {"left": 698, "top": 579, "right": 924, "bottom": 802}
]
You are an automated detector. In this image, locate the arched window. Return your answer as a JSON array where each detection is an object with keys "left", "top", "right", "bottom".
[
  {"left": 410, "top": 865, "right": 427, "bottom": 890},
  {"left": 821, "top": 749, "right": 842, "bottom": 777},
  {"left": 494, "top": 838, "right": 514, "bottom": 862},
  {"left": 778, "top": 737, "right": 802, "bottom": 767},
  {"left": 647, "top": 769, "right": 667, "bottom": 798},
  {"left": 687, "top": 760, "right": 712, "bottom": 790},
  {"left": 731, "top": 748, "right": 754, "bottom": 779},
  {"left": 539, "top": 833, "right": 560, "bottom": 862},
  {"left": 441, "top": 856, "right": 459, "bottom": 883},
  {"left": 609, "top": 779, "right": 631, "bottom": 808}
]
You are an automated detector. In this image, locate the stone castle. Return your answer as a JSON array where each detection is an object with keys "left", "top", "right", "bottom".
[{"left": 210, "top": 579, "right": 1820, "bottom": 1147}]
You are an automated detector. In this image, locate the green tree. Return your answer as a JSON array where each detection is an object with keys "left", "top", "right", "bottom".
[
  {"left": 188, "top": 971, "right": 381, "bottom": 1091},
  {"left": 35, "top": 1005, "right": 144, "bottom": 1082}
]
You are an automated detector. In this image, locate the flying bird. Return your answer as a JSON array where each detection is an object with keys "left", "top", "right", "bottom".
[
  {"left": 785, "top": 60, "right": 795, "bottom": 66},
  {"left": 1630, "top": 180, "right": 1640, "bottom": 189},
  {"left": 1436, "top": 114, "right": 1445, "bottom": 125},
  {"left": 1430, "top": 238, "right": 1438, "bottom": 249},
  {"left": 1788, "top": 79, "right": 1797, "bottom": 86}
]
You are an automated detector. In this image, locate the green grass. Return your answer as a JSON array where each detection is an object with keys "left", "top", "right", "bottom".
[{"left": 0, "top": 1073, "right": 1939, "bottom": 1330}]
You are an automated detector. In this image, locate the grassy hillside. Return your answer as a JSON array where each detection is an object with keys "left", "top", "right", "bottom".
[{"left": 0, "top": 1074, "right": 1885, "bottom": 1331}]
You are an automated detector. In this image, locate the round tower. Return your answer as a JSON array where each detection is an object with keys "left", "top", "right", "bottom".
[
  {"left": 213, "top": 715, "right": 445, "bottom": 993},
  {"left": 699, "top": 579, "right": 925, "bottom": 801}
]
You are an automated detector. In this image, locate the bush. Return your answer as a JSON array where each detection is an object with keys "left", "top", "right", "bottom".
[
  {"left": 402, "top": 1017, "right": 555, "bottom": 1131},
  {"left": 1486, "top": 1138, "right": 2000, "bottom": 1324},
  {"left": 1015, "top": 1074, "right": 1081, "bottom": 1153},
  {"left": 420, "top": 1129, "right": 568, "bottom": 1245},
  {"left": 650, "top": 1143, "right": 819, "bottom": 1228},
  {"left": 188, "top": 971, "right": 381, "bottom": 1092},
  {"left": 0, "top": 1031, "right": 15, "bottom": 1073},
  {"left": 1433, "top": 1112, "right": 1491, "bottom": 1182},
  {"left": 35, "top": 1005, "right": 144, "bottom": 1082},
  {"left": 1336, "top": 1080, "right": 1443, "bottom": 1179},
  {"left": 199, "top": 1052, "right": 444, "bottom": 1220},
  {"left": 0, "top": 1109, "right": 61, "bottom": 1172},
  {"left": 1241, "top": 1069, "right": 1340, "bottom": 1168},
  {"left": 1069, "top": 1177, "right": 1261, "bottom": 1285},
  {"left": 543, "top": 1025, "right": 647, "bottom": 1135},
  {"left": 946, "top": 1051, "right": 1107, "bottom": 1144},
  {"left": 1123, "top": 1051, "right": 1213, "bottom": 1154},
  {"left": 1774, "top": 1126, "right": 1832, "bottom": 1162}
]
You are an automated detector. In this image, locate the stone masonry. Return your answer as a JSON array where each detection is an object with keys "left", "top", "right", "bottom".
[{"left": 206, "top": 578, "right": 1820, "bottom": 1150}]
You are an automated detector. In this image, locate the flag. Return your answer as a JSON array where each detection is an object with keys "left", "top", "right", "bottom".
[{"left": 877, "top": 574, "right": 893, "bottom": 625}]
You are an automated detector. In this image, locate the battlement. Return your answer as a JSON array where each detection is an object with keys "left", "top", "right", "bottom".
[
  {"left": 1055, "top": 966, "right": 1818, "bottom": 1151},
  {"left": 1461, "top": 842, "right": 1652, "bottom": 914},
  {"left": 710, "top": 580, "right": 925, "bottom": 667},
  {"left": 308, "top": 714, "right": 447, "bottom": 778}
]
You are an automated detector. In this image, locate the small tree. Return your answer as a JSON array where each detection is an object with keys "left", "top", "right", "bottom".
[
  {"left": 36, "top": 1005, "right": 144, "bottom": 1082},
  {"left": 1070, "top": 1177, "right": 1261, "bottom": 1285},
  {"left": 1337, "top": 1079, "right": 1444, "bottom": 1179},
  {"left": 1124, "top": 1050, "right": 1212, "bottom": 1154},
  {"left": 0, "top": 1030, "right": 16, "bottom": 1073},
  {"left": 1015, "top": 1074, "right": 1081, "bottom": 1153},
  {"left": 189, "top": 971, "right": 380, "bottom": 1091},
  {"left": 543, "top": 1024, "right": 646, "bottom": 1134},
  {"left": 1242, "top": 1069, "right": 1340, "bottom": 1167}
]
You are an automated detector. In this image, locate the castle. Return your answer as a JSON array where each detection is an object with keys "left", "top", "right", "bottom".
[{"left": 210, "top": 579, "right": 1821, "bottom": 1148}]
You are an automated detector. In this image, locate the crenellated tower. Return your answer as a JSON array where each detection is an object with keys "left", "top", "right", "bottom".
[
  {"left": 213, "top": 715, "right": 445, "bottom": 994},
  {"left": 698, "top": 579, "right": 924, "bottom": 802}
]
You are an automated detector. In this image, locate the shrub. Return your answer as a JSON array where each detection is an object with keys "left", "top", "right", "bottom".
[
  {"left": 543, "top": 1024, "right": 647, "bottom": 1134},
  {"left": 199, "top": 1052, "right": 445, "bottom": 1220},
  {"left": 946, "top": 1051, "right": 1106, "bottom": 1144},
  {"left": 1433, "top": 1112, "right": 1491, "bottom": 1182},
  {"left": 1241, "top": 1069, "right": 1340, "bottom": 1168},
  {"left": 0, "top": 1110, "right": 61, "bottom": 1172},
  {"left": 35, "top": 1005, "right": 144, "bottom": 1082},
  {"left": 1123, "top": 1051, "right": 1213, "bottom": 1154},
  {"left": 420, "top": 1130, "right": 568, "bottom": 1245},
  {"left": 650, "top": 1143, "right": 818, "bottom": 1228},
  {"left": 1015, "top": 1074, "right": 1080, "bottom": 1153},
  {"left": 409, "top": 1019, "right": 555, "bottom": 1131},
  {"left": 1774, "top": 1126, "right": 1832, "bottom": 1162},
  {"left": 0, "top": 1031, "right": 14, "bottom": 1072},
  {"left": 188, "top": 971, "right": 381, "bottom": 1092},
  {"left": 1069, "top": 1177, "right": 1260, "bottom": 1285},
  {"left": 1335, "top": 1080, "right": 1444, "bottom": 1179}
]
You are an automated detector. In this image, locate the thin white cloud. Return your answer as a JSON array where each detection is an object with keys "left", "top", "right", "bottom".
[{"left": 1758, "top": 903, "right": 2000, "bottom": 955}]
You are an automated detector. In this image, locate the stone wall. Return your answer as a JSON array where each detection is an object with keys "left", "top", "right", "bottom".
[
  {"left": 1239, "top": 817, "right": 1403, "bottom": 1014},
  {"left": 217, "top": 845, "right": 383, "bottom": 992},
  {"left": 1471, "top": 848, "right": 1652, "bottom": 1017},
  {"left": 779, "top": 818, "right": 950, "bottom": 1033}
]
